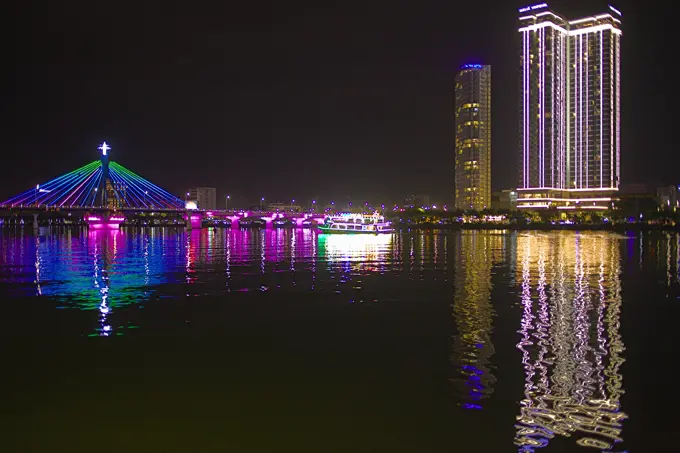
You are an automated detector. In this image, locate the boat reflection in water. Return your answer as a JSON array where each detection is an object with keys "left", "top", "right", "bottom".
[
  {"left": 318, "top": 233, "right": 393, "bottom": 264},
  {"left": 513, "top": 232, "right": 627, "bottom": 451},
  {"left": 317, "top": 233, "right": 394, "bottom": 291}
]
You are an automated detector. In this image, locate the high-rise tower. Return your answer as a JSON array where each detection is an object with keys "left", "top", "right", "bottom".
[
  {"left": 517, "top": 4, "right": 621, "bottom": 210},
  {"left": 455, "top": 64, "right": 492, "bottom": 211}
]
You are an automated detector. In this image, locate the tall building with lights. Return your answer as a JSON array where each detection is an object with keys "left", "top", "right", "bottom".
[
  {"left": 517, "top": 3, "right": 622, "bottom": 210},
  {"left": 455, "top": 64, "right": 492, "bottom": 211}
]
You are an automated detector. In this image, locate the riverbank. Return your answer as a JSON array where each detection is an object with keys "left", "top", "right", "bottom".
[{"left": 395, "top": 223, "right": 679, "bottom": 232}]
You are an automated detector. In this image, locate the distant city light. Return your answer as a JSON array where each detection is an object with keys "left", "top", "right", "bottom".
[
  {"left": 518, "top": 3, "right": 548, "bottom": 13},
  {"left": 185, "top": 201, "right": 198, "bottom": 210},
  {"left": 608, "top": 5, "right": 622, "bottom": 16},
  {"left": 519, "top": 3, "right": 548, "bottom": 13},
  {"left": 462, "top": 64, "right": 483, "bottom": 69},
  {"left": 98, "top": 141, "right": 110, "bottom": 156}
]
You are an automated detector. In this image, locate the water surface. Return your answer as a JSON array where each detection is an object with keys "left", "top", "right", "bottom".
[{"left": 2, "top": 227, "right": 679, "bottom": 452}]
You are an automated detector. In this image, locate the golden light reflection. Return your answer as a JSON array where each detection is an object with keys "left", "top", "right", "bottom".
[
  {"left": 514, "top": 232, "right": 627, "bottom": 451},
  {"left": 451, "top": 231, "right": 506, "bottom": 409}
]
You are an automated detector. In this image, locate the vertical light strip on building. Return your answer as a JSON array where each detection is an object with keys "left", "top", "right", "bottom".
[
  {"left": 615, "top": 33, "right": 621, "bottom": 188},
  {"left": 539, "top": 27, "right": 544, "bottom": 187},
  {"left": 600, "top": 30, "right": 603, "bottom": 188},
  {"left": 551, "top": 29, "right": 555, "bottom": 188},
  {"left": 573, "top": 34, "right": 578, "bottom": 189},
  {"left": 609, "top": 33, "right": 615, "bottom": 187},
  {"left": 574, "top": 35, "right": 578, "bottom": 188},
  {"left": 561, "top": 32, "right": 566, "bottom": 188},
  {"left": 579, "top": 34, "right": 583, "bottom": 188},
  {"left": 585, "top": 33, "right": 589, "bottom": 188},
  {"left": 523, "top": 30, "right": 529, "bottom": 188}
]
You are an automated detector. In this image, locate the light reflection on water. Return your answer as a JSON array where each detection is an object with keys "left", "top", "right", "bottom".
[
  {"left": 450, "top": 231, "right": 506, "bottom": 410},
  {"left": 2, "top": 227, "right": 680, "bottom": 450},
  {"left": 514, "top": 233, "right": 627, "bottom": 451}
]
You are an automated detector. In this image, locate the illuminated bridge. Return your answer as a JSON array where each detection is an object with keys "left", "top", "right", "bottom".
[
  {"left": 0, "top": 142, "right": 331, "bottom": 229},
  {"left": 1, "top": 142, "right": 184, "bottom": 211}
]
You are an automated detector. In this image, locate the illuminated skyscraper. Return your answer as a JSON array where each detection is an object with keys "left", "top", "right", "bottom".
[
  {"left": 455, "top": 64, "right": 491, "bottom": 211},
  {"left": 517, "top": 4, "right": 622, "bottom": 209}
]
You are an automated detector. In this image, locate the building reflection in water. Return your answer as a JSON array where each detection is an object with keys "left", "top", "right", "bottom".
[
  {"left": 514, "top": 232, "right": 627, "bottom": 451},
  {"left": 450, "top": 230, "right": 506, "bottom": 409}
]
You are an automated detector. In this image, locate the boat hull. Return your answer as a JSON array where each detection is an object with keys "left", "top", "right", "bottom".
[{"left": 317, "top": 225, "right": 393, "bottom": 234}]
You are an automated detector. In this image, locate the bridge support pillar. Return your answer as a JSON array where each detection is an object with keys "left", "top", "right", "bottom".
[
  {"left": 32, "top": 213, "right": 39, "bottom": 230},
  {"left": 186, "top": 211, "right": 192, "bottom": 231}
]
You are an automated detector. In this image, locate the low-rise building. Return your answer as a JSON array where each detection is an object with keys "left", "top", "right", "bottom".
[
  {"left": 491, "top": 190, "right": 518, "bottom": 211},
  {"left": 189, "top": 187, "right": 217, "bottom": 210},
  {"left": 656, "top": 185, "right": 679, "bottom": 211}
]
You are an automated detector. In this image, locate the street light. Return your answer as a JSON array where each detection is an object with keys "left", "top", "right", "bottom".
[
  {"left": 225, "top": 195, "right": 230, "bottom": 210},
  {"left": 261, "top": 197, "right": 265, "bottom": 211},
  {"left": 35, "top": 184, "right": 39, "bottom": 207}
]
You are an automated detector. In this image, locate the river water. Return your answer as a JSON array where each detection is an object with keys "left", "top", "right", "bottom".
[{"left": 2, "top": 227, "right": 678, "bottom": 452}]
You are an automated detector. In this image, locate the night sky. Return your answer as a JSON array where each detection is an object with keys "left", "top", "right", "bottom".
[{"left": 8, "top": 0, "right": 675, "bottom": 207}]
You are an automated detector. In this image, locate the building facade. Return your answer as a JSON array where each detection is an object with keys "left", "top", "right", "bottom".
[
  {"left": 455, "top": 64, "right": 492, "bottom": 211},
  {"left": 189, "top": 187, "right": 217, "bottom": 210},
  {"left": 491, "top": 189, "right": 518, "bottom": 211},
  {"left": 517, "top": 4, "right": 622, "bottom": 210}
]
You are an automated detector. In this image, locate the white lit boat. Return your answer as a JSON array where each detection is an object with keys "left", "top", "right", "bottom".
[{"left": 317, "top": 212, "right": 393, "bottom": 234}]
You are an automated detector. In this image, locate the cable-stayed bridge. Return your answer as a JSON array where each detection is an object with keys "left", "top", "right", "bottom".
[
  {"left": 0, "top": 143, "right": 328, "bottom": 229},
  {"left": 1, "top": 142, "right": 184, "bottom": 211}
]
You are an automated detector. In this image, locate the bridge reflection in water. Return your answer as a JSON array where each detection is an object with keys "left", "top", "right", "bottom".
[{"left": 513, "top": 232, "right": 627, "bottom": 451}]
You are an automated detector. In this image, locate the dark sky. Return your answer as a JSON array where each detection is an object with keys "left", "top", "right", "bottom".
[{"left": 8, "top": 0, "right": 675, "bottom": 206}]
